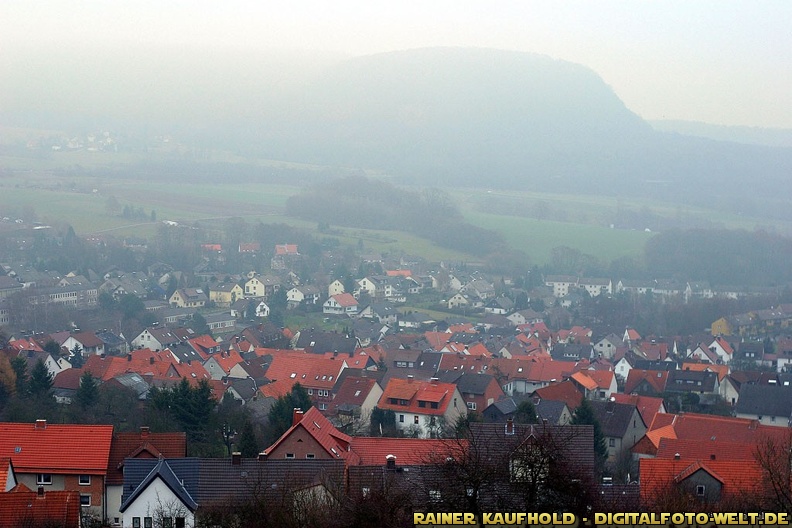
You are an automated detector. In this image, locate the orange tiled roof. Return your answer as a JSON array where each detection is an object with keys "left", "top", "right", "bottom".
[
  {"left": 624, "top": 369, "right": 669, "bottom": 394},
  {"left": 0, "top": 458, "right": 12, "bottom": 491},
  {"left": 106, "top": 429, "right": 186, "bottom": 485},
  {"left": 681, "top": 362, "right": 729, "bottom": 382},
  {"left": 386, "top": 270, "right": 412, "bottom": 277},
  {"left": 0, "top": 421, "right": 113, "bottom": 474},
  {"left": 570, "top": 371, "right": 598, "bottom": 391},
  {"left": 264, "top": 353, "right": 345, "bottom": 390},
  {"left": 0, "top": 485, "right": 80, "bottom": 527},
  {"left": 378, "top": 378, "right": 457, "bottom": 415},
  {"left": 533, "top": 380, "right": 583, "bottom": 411}
]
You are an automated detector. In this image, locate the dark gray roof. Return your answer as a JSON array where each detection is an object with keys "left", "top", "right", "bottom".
[
  {"left": 122, "top": 457, "right": 345, "bottom": 510},
  {"left": 590, "top": 400, "right": 642, "bottom": 438},
  {"left": 120, "top": 458, "right": 199, "bottom": 513},
  {"left": 295, "top": 330, "right": 357, "bottom": 355},
  {"left": 534, "top": 399, "right": 568, "bottom": 425},
  {"left": 734, "top": 384, "right": 792, "bottom": 419},
  {"left": 437, "top": 372, "right": 494, "bottom": 396},
  {"left": 666, "top": 369, "right": 718, "bottom": 393},
  {"left": 550, "top": 343, "right": 593, "bottom": 361}
]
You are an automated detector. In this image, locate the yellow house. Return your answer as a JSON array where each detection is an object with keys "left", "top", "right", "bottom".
[
  {"left": 710, "top": 317, "right": 733, "bottom": 336},
  {"left": 209, "top": 283, "right": 244, "bottom": 307}
]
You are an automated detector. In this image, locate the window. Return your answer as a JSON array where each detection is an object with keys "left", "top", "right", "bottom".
[
  {"left": 79, "top": 475, "right": 91, "bottom": 485},
  {"left": 133, "top": 518, "right": 141, "bottom": 528},
  {"left": 399, "top": 414, "right": 404, "bottom": 423},
  {"left": 306, "top": 453, "right": 315, "bottom": 459},
  {"left": 80, "top": 494, "right": 91, "bottom": 507},
  {"left": 37, "top": 474, "right": 52, "bottom": 485},
  {"left": 696, "top": 485, "right": 706, "bottom": 496},
  {"left": 307, "top": 389, "right": 313, "bottom": 395},
  {"left": 429, "top": 490, "right": 442, "bottom": 503},
  {"left": 286, "top": 453, "right": 295, "bottom": 459},
  {"left": 609, "top": 438, "right": 616, "bottom": 447},
  {"left": 144, "top": 518, "right": 153, "bottom": 528},
  {"left": 175, "top": 519, "right": 185, "bottom": 528},
  {"left": 319, "top": 403, "right": 327, "bottom": 410},
  {"left": 414, "top": 415, "right": 420, "bottom": 424},
  {"left": 162, "top": 519, "right": 173, "bottom": 528},
  {"left": 466, "top": 401, "right": 477, "bottom": 411}
]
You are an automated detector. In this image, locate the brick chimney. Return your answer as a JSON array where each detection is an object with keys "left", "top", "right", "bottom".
[
  {"left": 35, "top": 419, "right": 47, "bottom": 430},
  {"left": 232, "top": 452, "right": 242, "bottom": 465},
  {"left": 37, "top": 486, "right": 44, "bottom": 497},
  {"left": 149, "top": 357, "right": 155, "bottom": 365},
  {"left": 258, "top": 452, "right": 268, "bottom": 461},
  {"left": 127, "top": 353, "right": 132, "bottom": 362},
  {"left": 505, "top": 418, "right": 514, "bottom": 435},
  {"left": 140, "top": 426, "right": 150, "bottom": 439},
  {"left": 292, "top": 408, "right": 304, "bottom": 427},
  {"left": 386, "top": 454, "right": 396, "bottom": 470}
]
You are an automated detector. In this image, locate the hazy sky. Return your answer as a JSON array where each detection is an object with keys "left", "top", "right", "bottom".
[{"left": 3, "top": 1, "right": 791, "bottom": 128}]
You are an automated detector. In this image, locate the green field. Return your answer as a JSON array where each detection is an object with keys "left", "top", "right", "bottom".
[{"left": 2, "top": 146, "right": 782, "bottom": 268}]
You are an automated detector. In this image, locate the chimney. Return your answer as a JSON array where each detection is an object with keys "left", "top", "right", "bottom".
[
  {"left": 232, "top": 452, "right": 242, "bottom": 465},
  {"left": 430, "top": 377, "right": 438, "bottom": 385},
  {"left": 710, "top": 454, "right": 716, "bottom": 460},
  {"left": 127, "top": 353, "right": 132, "bottom": 362},
  {"left": 386, "top": 454, "right": 396, "bottom": 470},
  {"left": 140, "top": 426, "right": 150, "bottom": 438},
  {"left": 37, "top": 486, "right": 44, "bottom": 497},
  {"left": 505, "top": 418, "right": 514, "bottom": 435},
  {"left": 258, "top": 452, "right": 268, "bottom": 461},
  {"left": 100, "top": 353, "right": 106, "bottom": 359},
  {"left": 292, "top": 408, "right": 304, "bottom": 427},
  {"left": 674, "top": 453, "right": 681, "bottom": 460},
  {"left": 149, "top": 357, "right": 155, "bottom": 365},
  {"left": 35, "top": 419, "right": 46, "bottom": 430},
  {"left": 407, "top": 375, "right": 414, "bottom": 383}
]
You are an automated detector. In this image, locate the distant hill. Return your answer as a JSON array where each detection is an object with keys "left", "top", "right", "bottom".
[
  {"left": 3, "top": 46, "right": 791, "bottom": 212},
  {"left": 650, "top": 120, "right": 792, "bottom": 148}
]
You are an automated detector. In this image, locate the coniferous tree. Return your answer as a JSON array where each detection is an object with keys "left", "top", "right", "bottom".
[
  {"left": 28, "top": 359, "right": 54, "bottom": 399},
  {"left": 570, "top": 398, "right": 608, "bottom": 472},
  {"left": 237, "top": 419, "right": 260, "bottom": 458},
  {"left": 10, "top": 357, "right": 28, "bottom": 396},
  {"left": 74, "top": 371, "right": 99, "bottom": 409},
  {"left": 266, "top": 383, "right": 313, "bottom": 443}
]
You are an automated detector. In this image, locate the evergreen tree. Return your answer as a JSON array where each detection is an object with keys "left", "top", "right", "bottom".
[
  {"left": 237, "top": 419, "right": 260, "bottom": 458},
  {"left": 514, "top": 400, "right": 539, "bottom": 424},
  {"left": 74, "top": 371, "right": 99, "bottom": 409},
  {"left": 11, "top": 357, "right": 28, "bottom": 396},
  {"left": 570, "top": 398, "right": 608, "bottom": 472},
  {"left": 43, "top": 340, "right": 61, "bottom": 357},
  {"left": 266, "top": 383, "right": 313, "bottom": 443},
  {"left": 28, "top": 359, "right": 54, "bottom": 399}
]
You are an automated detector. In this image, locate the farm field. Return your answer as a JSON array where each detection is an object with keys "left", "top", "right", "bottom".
[{"left": 5, "top": 148, "right": 786, "bottom": 268}]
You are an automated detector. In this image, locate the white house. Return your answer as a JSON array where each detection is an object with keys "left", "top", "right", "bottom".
[
  {"left": 323, "top": 293, "right": 359, "bottom": 316},
  {"left": 328, "top": 279, "right": 345, "bottom": 297},
  {"left": 120, "top": 459, "right": 197, "bottom": 528}
]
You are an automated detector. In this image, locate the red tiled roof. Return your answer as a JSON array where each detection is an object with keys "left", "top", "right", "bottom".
[
  {"left": 533, "top": 380, "right": 583, "bottom": 411},
  {"left": 611, "top": 394, "right": 665, "bottom": 428},
  {"left": 624, "top": 369, "right": 669, "bottom": 394},
  {"left": 331, "top": 293, "right": 358, "bottom": 307},
  {"left": 681, "top": 362, "right": 729, "bottom": 382},
  {"left": 638, "top": 341, "right": 668, "bottom": 361},
  {"left": 350, "top": 437, "right": 460, "bottom": 465},
  {"left": 0, "top": 485, "right": 80, "bottom": 527},
  {"left": 72, "top": 331, "right": 103, "bottom": 348},
  {"left": 328, "top": 376, "right": 379, "bottom": 415},
  {"left": 258, "top": 379, "right": 294, "bottom": 399},
  {"left": 106, "top": 428, "right": 186, "bottom": 485},
  {"left": 264, "top": 353, "right": 345, "bottom": 390},
  {"left": 378, "top": 378, "right": 457, "bottom": 415},
  {"left": 640, "top": 458, "right": 763, "bottom": 506},
  {"left": 570, "top": 371, "right": 598, "bottom": 391},
  {"left": 0, "top": 458, "right": 12, "bottom": 491},
  {"left": 275, "top": 244, "right": 299, "bottom": 255},
  {"left": 53, "top": 368, "right": 84, "bottom": 390},
  {"left": 0, "top": 421, "right": 113, "bottom": 474},
  {"left": 655, "top": 438, "right": 757, "bottom": 462},
  {"left": 385, "top": 270, "right": 412, "bottom": 277},
  {"left": 206, "top": 349, "right": 244, "bottom": 375},
  {"left": 447, "top": 323, "right": 476, "bottom": 334},
  {"left": 424, "top": 332, "right": 451, "bottom": 350},
  {"left": 7, "top": 338, "right": 44, "bottom": 353}
]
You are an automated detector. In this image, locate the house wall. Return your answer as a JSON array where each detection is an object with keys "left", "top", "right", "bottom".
[
  {"left": 107, "top": 484, "right": 123, "bottom": 526},
  {"left": 122, "top": 477, "right": 194, "bottom": 528},
  {"left": 680, "top": 470, "right": 723, "bottom": 503},
  {"left": 18, "top": 472, "right": 105, "bottom": 520},
  {"left": 266, "top": 427, "right": 333, "bottom": 460}
]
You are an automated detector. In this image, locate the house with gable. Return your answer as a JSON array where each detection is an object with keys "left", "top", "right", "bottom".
[
  {"left": 436, "top": 371, "right": 505, "bottom": 413},
  {"left": 105, "top": 427, "right": 187, "bottom": 526},
  {"left": 578, "top": 277, "right": 612, "bottom": 297},
  {"left": 286, "top": 285, "right": 321, "bottom": 309},
  {"left": 244, "top": 274, "right": 281, "bottom": 299},
  {"left": 734, "top": 384, "right": 792, "bottom": 426},
  {"left": 169, "top": 288, "right": 208, "bottom": 308},
  {"left": 594, "top": 333, "right": 623, "bottom": 360},
  {"left": 271, "top": 243, "right": 300, "bottom": 270},
  {"left": 0, "top": 420, "right": 114, "bottom": 520},
  {"left": 328, "top": 279, "right": 345, "bottom": 297},
  {"left": 131, "top": 327, "right": 182, "bottom": 352},
  {"left": 376, "top": 377, "right": 466, "bottom": 438},
  {"left": 624, "top": 369, "right": 669, "bottom": 397},
  {"left": 209, "top": 283, "right": 244, "bottom": 307},
  {"left": 590, "top": 400, "right": 647, "bottom": 462},
  {"left": 323, "top": 293, "right": 359, "bottom": 316},
  {"left": 263, "top": 407, "right": 358, "bottom": 463}
]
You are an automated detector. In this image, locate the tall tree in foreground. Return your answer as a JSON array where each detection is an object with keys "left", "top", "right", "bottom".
[
  {"left": 265, "top": 383, "right": 313, "bottom": 444},
  {"left": 570, "top": 398, "right": 608, "bottom": 473}
]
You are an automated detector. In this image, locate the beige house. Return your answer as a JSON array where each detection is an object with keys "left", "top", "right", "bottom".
[
  {"left": 209, "top": 283, "right": 244, "bottom": 307},
  {"left": 169, "top": 288, "right": 208, "bottom": 308}
]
